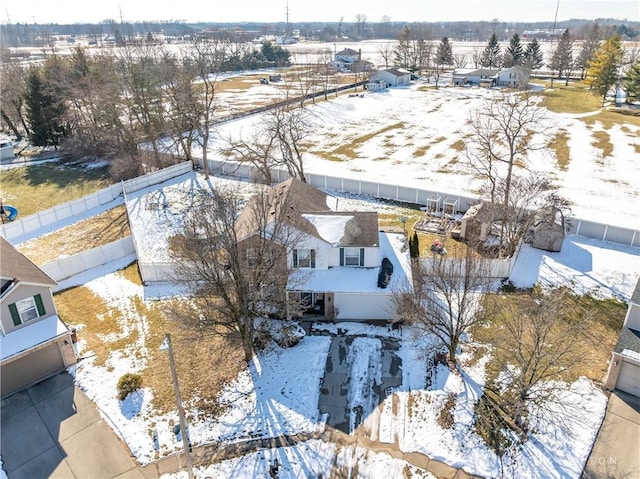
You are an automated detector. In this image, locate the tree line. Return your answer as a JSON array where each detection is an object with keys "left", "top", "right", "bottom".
[{"left": 0, "top": 40, "right": 291, "bottom": 179}]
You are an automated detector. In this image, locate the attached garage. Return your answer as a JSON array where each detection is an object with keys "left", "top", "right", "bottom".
[
  {"left": 1, "top": 340, "right": 66, "bottom": 397},
  {"left": 615, "top": 357, "right": 640, "bottom": 397}
]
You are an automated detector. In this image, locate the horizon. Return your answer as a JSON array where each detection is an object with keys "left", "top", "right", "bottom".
[{"left": 5, "top": 0, "right": 639, "bottom": 25}]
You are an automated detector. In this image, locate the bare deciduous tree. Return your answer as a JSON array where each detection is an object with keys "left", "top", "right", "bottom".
[
  {"left": 221, "top": 102, "right": 310, "bottom": 183},
  {"left": 396, "top": 248, "right": 496, "bottom": 365},
  {"left": 485, "top": 288, "right": 590, "bottom": 433},
  {"left": 465, "top": 92, "right": 549, "bottom": 256},
  {"left": 169, "top": 184, "right": 304, "bottom": 362}
]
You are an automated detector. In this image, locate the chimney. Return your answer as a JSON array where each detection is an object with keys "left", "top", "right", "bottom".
[{"left": 358, "top": 48, "right": 362, "bottom": 60}]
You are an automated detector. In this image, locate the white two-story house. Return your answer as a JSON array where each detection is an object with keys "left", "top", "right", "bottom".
[{"left": 236, "top": 178, "right": 412, "bottom": 321}]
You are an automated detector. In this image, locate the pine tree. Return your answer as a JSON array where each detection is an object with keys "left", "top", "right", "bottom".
[
  {"left": 436, "top": 37, "right": 454, "bottom": 68},
  {"left": 393, "top": 26, "right": 413, "bottom": 70},
  {"left": 480, "top": 33, "right": 501, "bottom": 69},
  {"left": 549, "top": 29, "right": 574, "bottom": 83},
  {"left": 504, "top": 33, "right": 524, "bottom": 67},
  {"left": 623, "top": 60, "right": 640, "bottom": 103},
  {"left": 587, "top": 35, "right": 624, "bottom": 106},
  {"left": 24, "top": 67, "right": 68, "bottom": 147},
  {"left": 524, "top": 38, "right": 544, "bottom": 70}
]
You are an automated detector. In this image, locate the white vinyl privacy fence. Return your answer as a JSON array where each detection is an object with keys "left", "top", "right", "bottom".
[
  {"left": 0, "top": 161, "right": 192, "bottom": 243},
  {"left": 41, "top": 236, "right": 136, "bottom": 283},
  {"left": 203, "top": 157, "right": 639, "bottom": 249}
]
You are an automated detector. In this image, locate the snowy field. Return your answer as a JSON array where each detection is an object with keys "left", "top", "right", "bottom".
[{"left": 199, "top": 83, "right": 640, "bottom": 230}]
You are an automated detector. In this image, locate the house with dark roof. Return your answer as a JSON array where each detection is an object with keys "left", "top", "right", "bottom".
[
  {"left": 605, "top": 277, "right": 640, "bottom": 397},
  {"left": 236, "top": 178, "right": 412, "bottom": 321},
  {"left": 0, "top": 237, "right": 77, "bottom": 397}
]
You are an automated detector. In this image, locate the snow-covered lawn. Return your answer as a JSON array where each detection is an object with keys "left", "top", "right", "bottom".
[{"left": 199, "top": 84, "right": 640, "bottom": 230}]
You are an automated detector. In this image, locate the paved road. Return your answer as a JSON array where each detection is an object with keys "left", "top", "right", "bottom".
[
  {"left": 1, "top": 373, "right": 145, "bottom": 479},
  {"left": 583, "top": 390, "right": 640, "bottom": 479}
]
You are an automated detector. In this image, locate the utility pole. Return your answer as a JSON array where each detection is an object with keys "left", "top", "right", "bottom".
[{"left": 161, "top": 333, "right": 195, "bottom": 479}]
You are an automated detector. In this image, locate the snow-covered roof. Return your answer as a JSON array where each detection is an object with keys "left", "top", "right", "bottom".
[
  {"left": 302, "top": 214, "right": 353, "bottom": 246},
  {"left": 0, "top": 315, "right": 70, "bottom": 360},
  {"left": 287, "top": 232, "right": 411, "bottom": 293}
]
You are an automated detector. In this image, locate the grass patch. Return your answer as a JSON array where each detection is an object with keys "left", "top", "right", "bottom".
[
  {"left": 17, "top": 205, "right": 130, "bottom": 264},
  {"left": 316, "top": 123, "right": 403, "bottom": 161},
  {"left": 55, "top": 263, "right": 245, "bottom": 415},
  {"left": 549, "top": 130, "right": 571, "bottom": 170},
  {"left": 414, "top": 146, "right": 429, "bottom": 157},
  {"left": 536, "top": 82, "right": 601, "bottom": 114},
  {"left": 0, "top": 163, "right": 111, "bottom": 216},
  {"left": 450, "top": 139, "right": 466, "bottom": 152},
  {"left": 592, "top": 130, "right": 614, "bottom": 159},
  {"left": 471, "top": 289, "right": 626, "bottom": 385}
]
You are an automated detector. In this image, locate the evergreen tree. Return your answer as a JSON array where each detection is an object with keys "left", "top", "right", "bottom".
[
  {"left": 587, "top": 35, "right": 624, "bottom": 106},
  {"left": 24, "top": 67, "right": 68, "bottom": 147},
  {"left": 524, "top": 38, "right": 544, "bottom": 70},
  {"left": 413, "top": 232, "right": 420, "bottom": 258},
  {"left": 503, "top": 33, "right": 524, "bottom": 67},
  {"left": 436, "top": 37, "right": 454, "bottom": 68},
  {"left": 480, "top": 33, "right": 501, "bottom": 69},
  {"left": 623, "top": 59, "right": 640, "bottom": 103},
  {"left": 393, "top": 26, "right": 414, "bottom": 70},
  {"left": 548, "top": 29, "right": 574, "bottom": 83}
]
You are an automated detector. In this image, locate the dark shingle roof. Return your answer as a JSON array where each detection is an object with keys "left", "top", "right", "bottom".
[
  {"left": 0, "top": 236, "right": 56, "bottom": 287},
  {"left": 631, "top": 277, "right": 640, "bottom": 305},
  {"left": 615, "top": 326, "right": 640, "bottom": 355},
  {"left": 236, "top": 179, "right": 379, "bottom": 247}
]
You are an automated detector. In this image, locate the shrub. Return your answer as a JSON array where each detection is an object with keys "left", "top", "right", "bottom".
[{"left": 117, "top": 372, "right": 143, "bottom": 401}]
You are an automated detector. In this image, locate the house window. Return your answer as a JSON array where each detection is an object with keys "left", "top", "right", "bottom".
[
  {"left": 244, "top": 248, "right": 257, "bottom": 267},
  {"left": 293, "top": 249, "right": 315, "bottom": 268},
  {"left": 341, "top": 247, "right": 365, "bottom": 266},
  {"left": 8, "top": 294, "right": 46, "bottom": 326}
]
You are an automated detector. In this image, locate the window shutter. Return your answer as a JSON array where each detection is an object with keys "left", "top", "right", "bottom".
[
  {"left": 9, "top": 303, "right": 21, "bottom": 326},
  {"left": 359, "top": 248, "right": 365, "bottom": 266},
  {"left": 339, "top": 248, "right": 344, "bottom": 266},
  {"left": 34, "top": 294, "right": 46, "bottom": 316},
  {"left": 310, "top": 250, "right": 315, "bottom": 269},
  {"left": 293, "top": 249, "right": 298, "bottom": 268}
]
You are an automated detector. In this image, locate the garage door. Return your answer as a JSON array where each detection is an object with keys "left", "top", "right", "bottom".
[
  {"left": 1, "top": 342, "right": 65, "bottom": 398},
  {"left": 616, "top": 360, "right": 640, "bottom": 397}
]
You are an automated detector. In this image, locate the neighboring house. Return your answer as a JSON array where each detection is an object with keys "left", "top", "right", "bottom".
[
  {"left": 0, "top": 237, "right": 77, "bottom": 398},
  {"left": 335, "top": 48, "right": 361, "bottom": 64},
  {"left": 236, "top": 178, "right": 412, "bottom": 321},
  {"left": 452, "top": 68, "right": 499, "bottom": 87},
  {"left": 605, "top": 278, "right": 640, "bottom": 397},
  {"left": 496, "top": 66, "right": 529, "bottom": 88},
  {"left": 367, "top": 68, "right": 412, "bottom": 89}
]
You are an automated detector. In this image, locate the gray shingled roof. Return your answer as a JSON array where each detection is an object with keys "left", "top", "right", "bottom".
[
  {"left": 615, "top": 326, "right": 640, "bottom": 355},
  {"left": 235, "top": 178, "right": 379, "bottom": 247},
  {"left": 631, "top": 277, "right": 640, "bottom": 305},
  {"left": 0, "top": 236, "right": 56, "bottom": 287}
]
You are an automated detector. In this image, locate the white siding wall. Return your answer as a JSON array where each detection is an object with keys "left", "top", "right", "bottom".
[{"left": 625, "top": 303, "right": 640, "bottom": 331}]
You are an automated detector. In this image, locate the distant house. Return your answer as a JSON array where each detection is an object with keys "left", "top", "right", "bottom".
[
  {"left": 367, "top": 68, "right": 412, "bottom": 89},
  {"left": 605, "top": 278, "right": 640, "bottom": 397},
  {"left": 453, "top": 67, "right": 528, "bottom": 89},
  {"left": 0, "top": 237, "right": 77, "bottom": 398},
  {"left": 496, "top": 66, "right": 529, "bottom": 88},
  {"left": 335, "top": 48, "right": 361, "bottom": 64},
  {"left": 452, "top": 68, "right": 499, "bottom": 87},
  {"left": 236, "top": 178, "right": 412, "bottom": 321}
]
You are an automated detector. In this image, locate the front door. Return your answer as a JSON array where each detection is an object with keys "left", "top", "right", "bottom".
[{"left": 325, "top": 293, "right": 335, "bottom": 321}]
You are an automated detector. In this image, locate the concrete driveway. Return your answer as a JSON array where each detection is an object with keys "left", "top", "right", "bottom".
[
  {"left": 1, "top": 372, "right": 144, "bottom": 479},
  {"left": 583, "top": 390, "right": 640, "bottom": 479}
]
